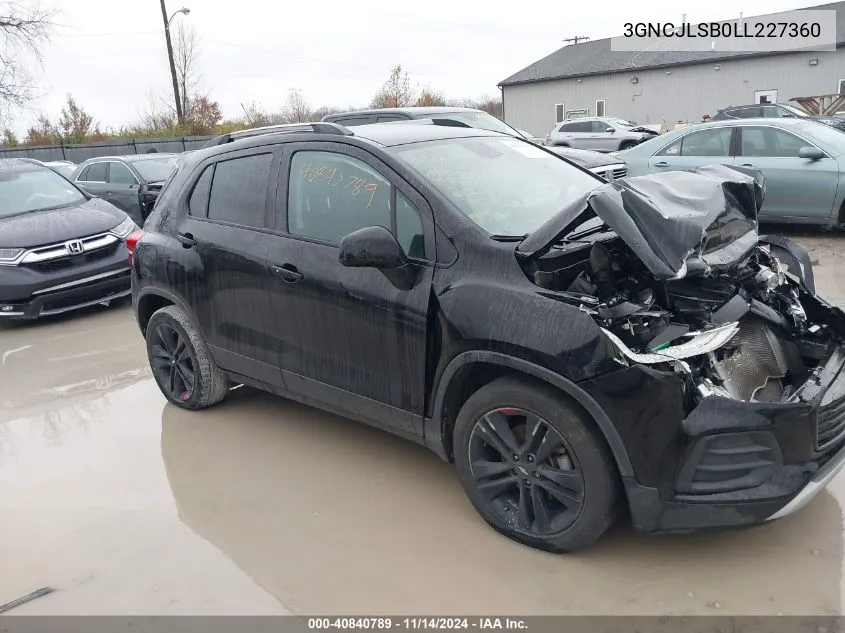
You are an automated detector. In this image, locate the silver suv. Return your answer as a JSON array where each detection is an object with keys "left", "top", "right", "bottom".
[{"left": 545, "top": 117, "right": 657, "bottom": 152}]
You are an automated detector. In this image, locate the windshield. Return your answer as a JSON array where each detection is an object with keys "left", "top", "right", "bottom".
[
  {"left": 797, "top": 120, "right": 845, "bottom": 154},
  {"left": 433, "top": 111, "right": 519, "bottom": 136},
  {"left": 131, "top": 157, "right": 179, "bottom": 182},
  {"left": 0, "top": 167, "right": 86, "bottom": 218},
  {"left": 392, "top": 137, "right": 601, "bottom": 236}
]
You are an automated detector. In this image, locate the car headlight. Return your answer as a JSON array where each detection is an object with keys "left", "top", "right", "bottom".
[
  {"left": 110, "top": 216, "right": 137, "bottom": 239},
  {"left": 0, "top": 248, "right": 24, "bottom": 265}
]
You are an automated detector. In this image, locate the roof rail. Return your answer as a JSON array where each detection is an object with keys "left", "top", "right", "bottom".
[{"left": 204, "top": 122, "right": 353, "bottom": 148}]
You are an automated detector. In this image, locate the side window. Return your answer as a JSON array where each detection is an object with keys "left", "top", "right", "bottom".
[
  {"left": 85, "top": 162, "right": 108, "bottom": 182},
  {"left": 108, "top": 162, "right": 137, "bottom": 185},
  {"left": 736, "top": 107, "right": 762, "bottom": 118},
  {"left": 188, "top": 165, "right": 213, "bottom": 217},
  {"left": 288, "top": 151, "right": 425, "bottom": 258},
  {"left": 659, "top": 127, "right": 732, "bottom": 157},
  {"left": 591, "top": 121, "right": 613, "bottom": 132},
  {"left": 395, "top": 192, "right": 425, "bottom": 258},
  {"left": 740, "top": 126, "right": 816, "bottom": 158},
  {"left": 77, "top": 165, "right": 91, "bottom": 181},
  {"left": 207, "top": 153, "right": 273, "bottom": 228}
]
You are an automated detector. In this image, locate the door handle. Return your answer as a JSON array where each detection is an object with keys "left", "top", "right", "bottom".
[
  {"left": 176, "top": 232, "right": 197, "bottom": 248},
  {"left": 653, "top": 161, "right": 670, "bottom": 167},
  {"left": 272, "top": 264, "right": 303, "bottom": 283}
]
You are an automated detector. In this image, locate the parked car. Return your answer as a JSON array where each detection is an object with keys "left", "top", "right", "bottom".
[
  {"left": 18, "top": 158, "right": 77, "bottom": 179},
  {"left": 615, "top": 117, "right": 845, "bottom": 226},
  {"left": 0, "top": 158, "right": 135, "bottom": 320},
  {"left": 711, "top": 102, "right": 845, "bottom": 133},
  {"left": 322, "top": 106, "right": 531, "bottom": 138},
  {"left": 71, "top": 154, "right": 180, "bottom": 225},
  {"left": 545, "top": 116, "right": 658, "bottom": 151},
  {"left": 130, "top": 121, "right": 845, "bottom": 553},
  {"left": 546, "top": 146, "right": 628, "bottom": 180}
]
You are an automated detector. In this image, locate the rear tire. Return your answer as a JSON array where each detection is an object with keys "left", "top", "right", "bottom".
[
  {"left": 145, "top": 305, "right": 228, "bottom": 410},
  {"left": 453, "top": 376, "right": 620, "bottom": 553}
]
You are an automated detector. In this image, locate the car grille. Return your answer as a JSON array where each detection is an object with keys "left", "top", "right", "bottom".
[
  {"left": 23, "top": 240, "right": 120, "bottom": 273},
  {"left": 817, "top": 394, "right": 845, "bottom": 450},
  {"left": 606, "top": 167, "right": 628, "bottom": 180}
]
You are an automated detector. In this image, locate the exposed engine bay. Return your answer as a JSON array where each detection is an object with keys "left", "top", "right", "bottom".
[{"left": 516, "top": 164, "right": 845, "bottom": 413}]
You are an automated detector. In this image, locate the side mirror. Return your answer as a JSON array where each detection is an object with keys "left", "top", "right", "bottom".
[
  {"left": 339, "top": 225, "right": 407, "bottom": 269},
  {"left": 607, "top": 128, "right": 616, "bottom": 133},
  {"left": 339, "top": 226, "right": 416, "bottom": 290},
  {"left": 799, "top": 146, "right": 825, "bottom": 160}
]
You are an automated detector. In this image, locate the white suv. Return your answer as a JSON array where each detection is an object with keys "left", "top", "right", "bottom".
[{"left": 546, "top": 117, "right": 657, "bottom": 152}]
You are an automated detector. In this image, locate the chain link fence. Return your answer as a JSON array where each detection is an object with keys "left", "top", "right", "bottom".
[{"left": 0, "top": 136, "right": 216, "bottom": 162}]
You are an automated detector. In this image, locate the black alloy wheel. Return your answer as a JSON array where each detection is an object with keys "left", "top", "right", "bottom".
[
  {"left": 468, "top": 407, "right": 584, "bottom": 535},
  {"left": 453, "top": 376, "right": 620, "bottom": 552},
  {"left": 150, "top": 322, "right": 196, "bottom": 402},
  {"left": 144, "top": 305, "right": 229, "bottom": 410}
]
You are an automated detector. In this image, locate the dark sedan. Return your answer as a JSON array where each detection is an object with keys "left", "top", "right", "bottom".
[
  {"left": 0, "top": 159, "right": 136, "bottom": 320},
  {"left": 71, "top": 154, "right": 180, "bottom": 224}
]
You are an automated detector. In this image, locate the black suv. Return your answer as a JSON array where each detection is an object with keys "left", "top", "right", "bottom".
[
  {"left": 131, "top": 122, "right": 845, "bottom": 552},
  {"left": 712, "top": 103, "right": 845, "bottom": 132}
]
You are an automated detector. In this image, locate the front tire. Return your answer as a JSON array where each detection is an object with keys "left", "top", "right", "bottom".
[
  {"left": 618, "top": 140, "right": 638, "bottom": 151},
  {"left": 145, "top": 305, "right": 228, "bottom": 410},
  {"left": 453, "top": 376, "right": 620, "bottom": 553}
]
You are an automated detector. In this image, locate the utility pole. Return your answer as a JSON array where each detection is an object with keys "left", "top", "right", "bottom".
[
  {"left": 563, "top": 35, "right": 590, "bottom": 45},
  {"left": 160, "top": 0, "right": 184, "bottom": 124}
]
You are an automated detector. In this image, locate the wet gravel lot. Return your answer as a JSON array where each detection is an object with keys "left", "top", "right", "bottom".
[{"left": 1, "top": 229, "right": 844, "bottom": 616}]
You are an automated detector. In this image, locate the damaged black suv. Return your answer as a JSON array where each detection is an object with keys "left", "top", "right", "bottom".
[{"left": 131, "top": 121, "right": 845, "bottom": 552}]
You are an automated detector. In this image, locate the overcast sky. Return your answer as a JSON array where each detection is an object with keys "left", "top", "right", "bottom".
[{"left": 9, "top": 0, "right": 823, "bottom": 135}]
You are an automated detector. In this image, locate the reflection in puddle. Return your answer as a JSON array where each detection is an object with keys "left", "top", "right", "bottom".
[{"left": 161, "top": 389, "right": 844, "bottom": 615}]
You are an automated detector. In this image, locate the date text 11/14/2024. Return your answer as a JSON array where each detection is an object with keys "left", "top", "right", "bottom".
[{"left": 308, "top": 618, "right": 528, "bottom": 630}]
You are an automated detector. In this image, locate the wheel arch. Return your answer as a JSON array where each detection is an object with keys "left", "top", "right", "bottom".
[
  {"left": 425, "top": 351, "right": 634, "bottom": 478},
  {"left": 135, "top": 287, "right": 190, "bottom": 336}
]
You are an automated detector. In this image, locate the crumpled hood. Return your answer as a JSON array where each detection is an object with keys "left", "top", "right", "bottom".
[
  {"left": 0, "top": 197, "right": 127, "bottom": 248},
  {"left": 516, "top": 164, "right": 766, "bottom": 281}
]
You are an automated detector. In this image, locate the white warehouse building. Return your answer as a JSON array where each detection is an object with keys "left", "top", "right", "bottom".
[{"left": 500, "top": 1, "right": 845, "bottom": 138}]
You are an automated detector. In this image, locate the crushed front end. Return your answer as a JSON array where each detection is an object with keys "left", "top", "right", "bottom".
[{"left": 517, "top": 165, "right": 845, "bottom": 533}]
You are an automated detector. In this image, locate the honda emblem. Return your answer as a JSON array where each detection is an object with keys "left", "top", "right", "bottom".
[{"left": 65, "top": 239, "right": 85, "bottom": 255}]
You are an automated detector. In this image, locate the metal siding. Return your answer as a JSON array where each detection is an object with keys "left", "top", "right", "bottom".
[{"left": 504, "top": 50, "right": 845, "bottom": 137}]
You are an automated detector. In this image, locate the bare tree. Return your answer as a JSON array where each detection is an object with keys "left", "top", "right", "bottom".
[
  {"left": 241, "top": 100, "right": 284, "bottom": 127},
  {"left": 0, "top": 1, "right": 53, "bottom": 119},
  {"left": 370, "top": 65, "right": 414, "bottom": 108},
  {"left": 281, "top": 88, "right": 312, "bottom": 123},
  {"left": 172, "top": 23, "right": 202, "bottom": 120}
]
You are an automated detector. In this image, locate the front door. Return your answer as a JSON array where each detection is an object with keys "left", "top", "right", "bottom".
[
  {"left": 647, "top": 125, "right": 736, "bottom": 173},
  {"left": 266, "top": 143, "right": 434, "bottom": 437},
  {"left": 736, "top": 125, "right": 839, "bottom": 221},
  {"left": 173, "top": 149, "right": 282, "bottom": 385},
  {"left": 589, "top": 120, "right": 617, "bottom": 151},
  {"left": 104, "top": 161, "right": 142, "bottom": 223},
  {"left": 754, "top": 89, "right": 778, "bottom": 104}
]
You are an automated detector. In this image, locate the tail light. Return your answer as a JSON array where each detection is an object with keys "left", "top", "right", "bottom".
[{"left": 126, "top": 229, "right": 145, "bottom": 266}]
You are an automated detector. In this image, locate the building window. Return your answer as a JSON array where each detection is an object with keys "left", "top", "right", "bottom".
[
  {"left": 595, "top": 100, "right": 606, "bottom": 117},
  {"left": 839, "top": 79, "right": 845, "bottom": 94},
  {"left": 555, "top": 104, "right": 565, "bottom": 123}
]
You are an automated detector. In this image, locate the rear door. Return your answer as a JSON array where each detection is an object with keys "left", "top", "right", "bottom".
[
  {"left": 555, "top": 121, "right": 592, "bottom": 148},
  {"left": 647, "top": 125, "right": 736, "bottom": 173},
  {"left": 75, "top": 161, "right": 109, "bottom": 199},
  {"left": 736, "top": 125, "right": 839, "bottom": 221},
  {"left": 173, "top": 148, "right": 283, "bottom": 384}
]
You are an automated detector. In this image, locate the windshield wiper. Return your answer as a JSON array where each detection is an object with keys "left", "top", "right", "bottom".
[{"left": 490, "top": 234, "right": 529, "bottom": 242}]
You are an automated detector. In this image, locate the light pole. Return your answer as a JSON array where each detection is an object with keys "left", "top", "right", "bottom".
[{"left": 159, "top": 1, "right": 190, "bottom": 124}]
